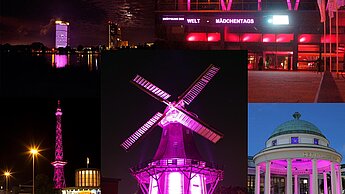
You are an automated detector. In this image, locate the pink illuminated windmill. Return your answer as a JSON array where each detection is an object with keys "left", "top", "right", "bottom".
[
  {"left": 121, "top": 64, "right": 224, "bottom": 194},
  {"left": 51, "top": 100, "right": 67, "bottom": 189}
]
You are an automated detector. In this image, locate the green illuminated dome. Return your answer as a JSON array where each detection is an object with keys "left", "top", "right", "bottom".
[{"left": 269, "top": 112, "right": 326, "bottom": 139}]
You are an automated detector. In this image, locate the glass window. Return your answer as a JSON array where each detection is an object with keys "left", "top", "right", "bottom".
[
  {"left": 314, "top": 138, "right": 319, "bottom": 145},
  {"left": 272, "top": 139, "right": 277, "bottom": 146},
  {"left": 291, "top": 137, "right": 299, "bottom": 144}
]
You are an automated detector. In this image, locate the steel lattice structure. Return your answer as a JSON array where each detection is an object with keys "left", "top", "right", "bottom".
[{"left": 51, "top": 100, "right": 67, "bottom": 189}]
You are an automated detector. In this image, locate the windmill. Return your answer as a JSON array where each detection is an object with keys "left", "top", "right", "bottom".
[{"left": 120, "top": 64, "right": 224, "bottom": 194}]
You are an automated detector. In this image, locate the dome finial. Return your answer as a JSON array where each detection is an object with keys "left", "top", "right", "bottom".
[{"left": 293, "top": 112, "right": 301, "bottom": 120}]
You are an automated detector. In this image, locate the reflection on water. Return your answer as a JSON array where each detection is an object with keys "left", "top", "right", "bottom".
[
  {"left": 50, "top": 53, "right": 100, "bottom": 71},
  {"left": 52, "top": 54, "right": 68, "bottom": 68}
]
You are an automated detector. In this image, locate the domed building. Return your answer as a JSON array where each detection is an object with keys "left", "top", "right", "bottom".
[{"left": 253, "top": 112, "right": 343, "bottom": 194}]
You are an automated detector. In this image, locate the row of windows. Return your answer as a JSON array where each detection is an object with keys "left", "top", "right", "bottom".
[{"left": 271, "top": 137, "right": 319, "bottom": 146}]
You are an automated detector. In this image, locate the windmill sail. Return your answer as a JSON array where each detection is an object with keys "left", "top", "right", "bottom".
[
  {"left": 178, "top": 64, "right": 220, "bottom": 105},
  {"left": 121, "top": 112, "right": 164, "bottom": 151},
  {"left": 173, "top": 107, "right": 223, "bottom": 143},
  {"left": 131, "top": 75, "right": 171, "bottom": 104}
]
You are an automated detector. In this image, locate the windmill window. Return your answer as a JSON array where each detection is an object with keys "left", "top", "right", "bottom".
[
  {"left": 314, "top": 138, "right": 319, "bottom": 145},
  {"left": 272, "top": 139, "right": 277, "bottom": 146}
]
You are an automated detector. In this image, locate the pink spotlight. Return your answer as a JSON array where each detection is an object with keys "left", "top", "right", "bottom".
[
  {"left": 186, "top": 33, "right": 207, "bottom": 41},
  {"left": 188, "top": 36, "right": 195, "bottom": 41},
  {"left": 207, "top": 33, "right": 220, "bottom": 42},
  {"left": 299, "top": 37, "right": 306, "bottom": 43}
]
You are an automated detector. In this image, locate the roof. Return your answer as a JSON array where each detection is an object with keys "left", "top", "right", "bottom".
[{"left": 269, "top": 112, "right": 326, "bottom": 139}]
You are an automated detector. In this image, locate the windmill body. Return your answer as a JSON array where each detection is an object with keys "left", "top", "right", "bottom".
[{"left": 121, "top": 65, "right": 224, "bottom": 194}]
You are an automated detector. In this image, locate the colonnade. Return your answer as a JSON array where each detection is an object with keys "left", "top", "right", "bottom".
[{"left": 254, "top": 159, "right": 343, "bottom": 194}]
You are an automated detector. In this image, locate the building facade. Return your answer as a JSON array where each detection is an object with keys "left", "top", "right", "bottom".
[
  {"left": 108, "top": 22, "right": 121, "bottom": 49},
  {"left": 155, "top": 0, "right": 345, "bottom": 71},
  {"left": 62, "top": 168, "right": 101, "bottom": 194},
  {"left": 249, "top": 112, "right": 343, "bottom": 194},
  {"left": 55, "top": 20, "right": 69, "bottom": 48}
]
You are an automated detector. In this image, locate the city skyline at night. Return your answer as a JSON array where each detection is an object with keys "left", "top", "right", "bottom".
[{"left": 0, "top": 0, "right": 155, "bottom": 47}]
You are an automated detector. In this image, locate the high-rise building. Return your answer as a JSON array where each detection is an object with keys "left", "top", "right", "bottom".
[
  {"left": 55, "top": 20, "right": 69, "bottom": 48},
  {"left": 108, "top": 21, "right": 121, "bottom": 49}
]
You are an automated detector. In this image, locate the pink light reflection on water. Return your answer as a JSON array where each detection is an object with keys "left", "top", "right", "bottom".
[{"left": 52, "top": 54, "right": 68, "bottom": 68}]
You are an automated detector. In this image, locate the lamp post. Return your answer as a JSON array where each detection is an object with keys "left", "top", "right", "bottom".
[
  {"left": 4, "top": 171, "right": 11, "bottom": 194},
  {"left": 30, "top": 148, "right": 38, "bottom": 194}
]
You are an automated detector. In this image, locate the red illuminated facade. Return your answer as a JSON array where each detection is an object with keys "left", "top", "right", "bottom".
[{"left": 155, "top": 0, "right": 345, "bottom": 70}]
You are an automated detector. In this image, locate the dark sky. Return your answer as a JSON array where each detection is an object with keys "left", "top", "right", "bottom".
[
  {"left": 101, "top": 50, "right": 248, "bottom": 194},
  {"left": 0, "top": 98, "right": 100, "bottom": 189},
  {"left": 248, "top": 103, "right": 345, "bottom": 163},
  {"left": 0, "top": 0, "right": 155, "bottom": 47}
]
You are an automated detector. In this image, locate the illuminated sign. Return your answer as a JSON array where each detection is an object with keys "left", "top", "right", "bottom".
[
  {"left": 215, "top": 18, "right": 254, "bottom": 24},
  {"left": 162, "top": 17, "right": 184, "bottom": 21},
  {"left": 161, "top": 15, "right": 256, "bottom": 25},
  {"left": 267, "top": 15, "right": 289, "bottom": 25},
  {"left": 186, "top": 18, "right": 201, "bottom": 24}
]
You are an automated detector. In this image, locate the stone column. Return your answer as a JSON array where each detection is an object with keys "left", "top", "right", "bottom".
[
  {"left": 340, "top": 168, "right": 343, "bottom": 194},
  {"left": 312, "top": 159, "right": 318, "bottom": 194},
  {"left": 265, "top": 161, "right": 271, "bottom": 194},
  {"left": 310, "top": 173, "right": 313, "bottom": 194},
  {"left": 323, "top": 172, "right": 328, "bottom": 194},
  {"left": 255, "top": 165, "right": 261, "bottom": 194},
  {"left": 337, "top": 166, "right": 342, "bottom": 194},
  {"left": 287, "top": 158, "right": 292, "bottom": 194},
  {"left": 294, "top": 174, "right": 298, "bottom": 194},
  {"left": 331, "top": 162, "right": 337, "bottom": 194}
]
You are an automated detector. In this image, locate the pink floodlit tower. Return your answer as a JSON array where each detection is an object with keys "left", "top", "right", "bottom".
[
  {"left": 51, "top": 100, "right": 67, "bottom": 189},
  {"left": 121, "top": 65, "right": 224, "bottom": 194}
]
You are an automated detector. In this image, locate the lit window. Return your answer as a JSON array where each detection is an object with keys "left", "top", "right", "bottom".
[
  {"left": 272, "top": 139, "right": 277, "bottom": 146},
  {"left": 291, "top": 137, "right": 299, "bottom": 144},
  {"left": 314, "top": 138, "right": 319, "bottom": 145}
]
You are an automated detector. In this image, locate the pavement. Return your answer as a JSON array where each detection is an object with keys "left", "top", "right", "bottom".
[{"left": 248, "top": 71, "right": 345, "bottom": 103}]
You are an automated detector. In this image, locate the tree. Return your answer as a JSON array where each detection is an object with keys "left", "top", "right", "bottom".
[{"left": 35, "top": 174, "right": 55, "bottom": 194}]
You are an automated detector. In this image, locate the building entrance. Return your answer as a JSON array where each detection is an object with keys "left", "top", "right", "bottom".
[{"left": 263, "top": 51, "right": 293, "bottom": 70}]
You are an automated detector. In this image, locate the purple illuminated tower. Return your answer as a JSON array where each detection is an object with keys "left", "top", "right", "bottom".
[
  {"left": 51, "top": 100, "right": 67, "bottom": 189},
  {"left": 121, "top": 65, "right": 224, "bottom": 194},
  {"left": 55, "top": 20, "right": 69, "bottom": 48}
]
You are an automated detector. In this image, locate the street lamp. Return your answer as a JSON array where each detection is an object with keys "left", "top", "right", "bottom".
[
  {"left": 4, "top": 171, "right": 11, "bottom": 194},
  {"left": 30, "top": 148, "right": 38, "bottom": 194}
]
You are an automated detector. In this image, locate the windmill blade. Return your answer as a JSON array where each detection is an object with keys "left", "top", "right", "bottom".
[
  {"left": 174, "top": 107, "right": 223, "bottom": 143},
  {"left": 131, "top": 75, "right": 171, "bottom": 105},
  {"left": 120, "top": 112, "right": 164, "bottom": 151},
  {"left": 178, "top": 64, "right": 220, "bottom": 105}
]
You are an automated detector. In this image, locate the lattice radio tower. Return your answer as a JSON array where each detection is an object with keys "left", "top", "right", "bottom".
[{"left": 51, "top": 100, "right": 67, "bottom": 189}]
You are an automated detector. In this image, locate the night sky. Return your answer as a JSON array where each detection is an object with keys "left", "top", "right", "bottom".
[
  {"left": 101, "top": 50, "right": 248, "bottom": 194},
  {"left": 0, "top": 98, "right": 100, "bottom": 189},
  {"left": 0, "top": 0, "right": 155, "bottom": 47},
  {"left": 248, "top": 103, "right": 345, "bottom": 163}
]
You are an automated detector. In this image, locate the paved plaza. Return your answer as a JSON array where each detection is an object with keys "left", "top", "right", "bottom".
[{"left": 248, "top": 71, "right": 345, "bottom": 103}]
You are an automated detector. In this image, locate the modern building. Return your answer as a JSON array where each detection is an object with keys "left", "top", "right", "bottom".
[
  {"left": 155, "top": 0, "right": 345, "bottom": 70},
  {"left": 249, "top": 112, "right": 343, "bottom": 194},
  {"left": 55, "top": 20, "right": 69, "bottom": 48},
  {"left": 108, "top": 22, "right": 121, "bottom": 49},
  {"left": 62, "top": 168, "right": 101, "bottom": 194}
]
